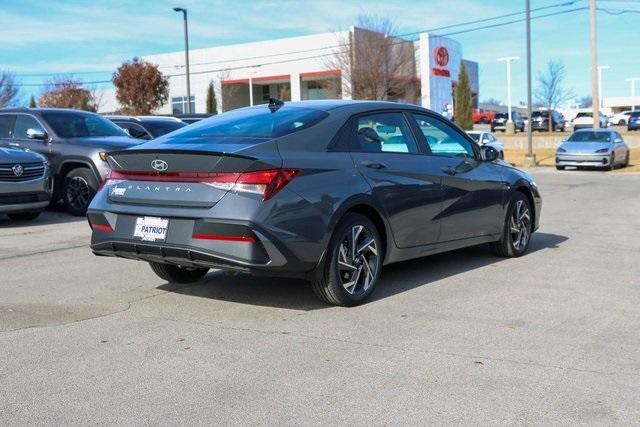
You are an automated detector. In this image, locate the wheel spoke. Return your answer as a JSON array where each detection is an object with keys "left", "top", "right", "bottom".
[{"left": 357, "top": 238, "right": 375, "bottom": 255}]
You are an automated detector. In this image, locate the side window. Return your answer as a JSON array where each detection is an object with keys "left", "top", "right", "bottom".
[
  {"left": 115, "top": 122, "right": 151, "bottom": 139},
  {"left": 353, "top": 112, "right": 419, "bottom": 154},
  {"left": 412, "top": 114, "right": 476, "bottom": 158},
  {"left": 13, "top": 115, "right": 44, "bottom": 139},
  {"left": 0, "top": 115, "right": 16, "bottom": 138}
]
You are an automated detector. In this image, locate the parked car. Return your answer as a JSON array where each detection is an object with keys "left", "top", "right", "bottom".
[
  {"left": 628, "top": 111, "right": 640, "bottom": 131},
  {"left": 172, "top": 113, "right": 213, "bottom": 124},
  {"left": 473, "top": 110, "right": 495, "bottom": 124},
  {"left": 0, "top": 108, "right": 140, "bottom": 216},
  {"left": 608, "top": 110, "right": 636, "bottom": 126},
  {"left": 88, "top": 100, "right": 542, "bottom": 306},
  {"left": 571, "top": 112, "right": 608, "bottom": 130},
  {"left": 490, "top": 111, "right": 525, "bottom": 132},
  {"left": 0, "top": 146, "right": 52, "bottom": 221},
  {"left": 556, "top": 129, "right": 629, "bottom": 171},
  {"left": 530, "top": 110, "right": 565, "bottom": 132},
  {"left": 106, "top": 116, "right": 187, "bottom": 140},
  {"left": 466, "top": 131, "right": 504, "bottom": 159}
]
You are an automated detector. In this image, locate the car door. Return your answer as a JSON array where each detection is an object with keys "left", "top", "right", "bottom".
[
  {"left": 10, "top": 114, "right": 51, "bottom": 158},
  {"left": 348, "top": 111, "right": 445, "bottom": 248},
  {"left": 409, "top": 112, "right": 506, "bottom": 242}
]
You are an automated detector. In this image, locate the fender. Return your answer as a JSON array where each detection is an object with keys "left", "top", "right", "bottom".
[{"left": 56, "top": 157, "right": 101, "bottom": 181}]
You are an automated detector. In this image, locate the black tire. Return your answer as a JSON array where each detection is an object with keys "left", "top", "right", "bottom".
[
  {"left": 7, "top": 211, "right": 41, "bottom": 221},
  {"left": 149, "top": 262, "right": 209, "bottom": 284},
  {"left": 622, "top": 152, "right": 630, "bottom": 168},
  {"left": 618, "top": 119, "right": 625, "bottom": 126},
  {"left": 63, "top": 168, "right": 98, "bottom": 216},
  {"left": 607, "top": 154, "right": 616, "bottom": 171},
  {"left": 499, "top": 151, "right": 504, "bottom": 160},
  {"left": 311, "top": 213, "right": 382, "bottom": 306},
  {"left": 556, "top": 165, "right": 565, "bottom": 171},
  {"left": 491, "top": 192, "right": 533, "bottom": 258}
]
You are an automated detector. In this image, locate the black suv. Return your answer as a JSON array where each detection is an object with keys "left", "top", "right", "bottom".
[
  {"left": 0, "top": 108, "right": 140, "bottom": 215},
  {"left": 106, "top": 116, "right": 187, "bottom": 140},
  {"left": 490, "top": 111, "right": 525, "bottom": 132},
  {"left": 530, "top": 110, "right": 566, "bottom": 132}
]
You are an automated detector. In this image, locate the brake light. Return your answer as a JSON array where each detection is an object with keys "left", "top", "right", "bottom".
[{"left": 104, "top": 168, "right": 298, "bottom": 201}]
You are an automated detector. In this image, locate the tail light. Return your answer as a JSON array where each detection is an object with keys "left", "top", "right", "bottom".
[{"left": 104, "top": 168, "right": 298, "bottom": 201}]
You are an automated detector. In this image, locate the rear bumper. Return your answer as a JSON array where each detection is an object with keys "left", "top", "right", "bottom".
[
  {"left": 88, "top": 210, "right": 317, "bottom": 278},
  {"left": 556, "top": 153, "right": 611, "bottom": 168}
]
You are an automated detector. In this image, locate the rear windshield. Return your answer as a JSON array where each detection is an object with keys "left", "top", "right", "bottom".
[
  {"left": 467, "top": 133, "right": 481, "bottom": 142},
  {"left": 568, "top": 131, "right": 611, "bottom": 142},
  {"left": 494, "top": 113, "right": 508, "bottom": 119},
  {"left": 532, "top": 111, "right": 549, "bottom": 117},
  {"left": 166, "top": 106, "right": 329, "bottom": 140},
  {"left": 41, "top": 112, "right": 128, "bottom": 138},
  {"left": 142, "top": 120, "right": 187, "bottom": 138},
  {"left": 575, "top": 112, "right": 592, "bottom": 118}
]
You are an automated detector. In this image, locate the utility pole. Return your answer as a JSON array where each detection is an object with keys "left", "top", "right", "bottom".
[
  {"left": 524, "top": 0, "right": 535, "bottom": 167},
  {"left": 597, "top": 65, "right": 609, "bottom": 110},
  {"left": 173, "top": 7, "right": 191, "bottom": 114},
  {"left": 590, "top": 0, "right": 599, "bottom": 128},
  {"left": 497, "top": 56, "right": 520, "bottom": 135},
  {"left": 626, "top": 78, "right": 640, "bottom": 110}
]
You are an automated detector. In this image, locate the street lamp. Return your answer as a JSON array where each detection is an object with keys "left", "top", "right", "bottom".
[
  {"left": 173, "top": 7, "right": 191, "bottom": 114},
  {"left": 497, "top": 56, "right": 520, "bottom": 134},
  {"left": 626, "top": 77, "right": 640, "bottom": 110},
  {"left": 248, "top": 66, "right": 260, "bottom": 107},
  {"left": 597, "top": 65, "right": 609, "bottom": 110}
]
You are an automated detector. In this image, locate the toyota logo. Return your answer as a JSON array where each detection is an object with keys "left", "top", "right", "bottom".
[
  {"left": 435, "top": 46, "right": 449, "bottom": 67},
  {"left": 12, "top": 164, "right": 24, "bottom": 177},
  {"left": 151, "top": 159, "right": 168, "bottom": 172}
]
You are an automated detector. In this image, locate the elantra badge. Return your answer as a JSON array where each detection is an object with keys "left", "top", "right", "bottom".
[
  {"left": 12, "top": 164, "right": 24, "bottom": 177},
  {"left": 151, "top": 159, "right": 168, "bottom": 172}
]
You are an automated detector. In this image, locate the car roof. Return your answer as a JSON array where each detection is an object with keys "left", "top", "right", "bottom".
[
  {"left": 235, "top": 100, "right": 433, "bottom": 115},
  {"left": 574, "top": 128, "right": 613, "bottom": 133},
  {"left": 106, "top": 115, "right": 183, "bottom": 122},
  {"left": 0, "top": 107, "right": 98, "bottom": 115}
]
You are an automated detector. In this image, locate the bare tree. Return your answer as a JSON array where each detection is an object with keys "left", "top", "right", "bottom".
[
  {"left": 324, "top": 15, "right": 417, "bottom": 102},
  {"left": 218, "top": 70, "right": 240, "bottom": 112},
  {"left": 38, "top": 75, "right": 97, "bottom": 111},
  {"left": 535, "top": 60, "right": 574, "bottom": 131},
  {"left": 0, "top": 72, "right": 20, "bottom": 107}
]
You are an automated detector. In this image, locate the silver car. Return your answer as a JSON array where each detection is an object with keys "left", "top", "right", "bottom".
[
  {"left": 556, "top": 129, "right": 630, "bottom": 171},
  {"left": 0, "top": 146, "right": 52, "bottom": 221},
  {"left": 466, "top": 131, "right": 505, "bottom": 159}
]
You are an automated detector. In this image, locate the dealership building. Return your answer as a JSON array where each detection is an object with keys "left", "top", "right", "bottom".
[{"left": 130, "top": 28, "right": 478, "bottom": 115}]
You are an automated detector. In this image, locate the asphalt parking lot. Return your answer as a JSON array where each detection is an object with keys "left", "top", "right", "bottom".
[{"left": 1, "top": 169, "right": 639, "bottom": 424}]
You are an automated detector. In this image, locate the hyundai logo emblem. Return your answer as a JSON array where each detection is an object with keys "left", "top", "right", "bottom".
[
  {"left": 12, "top": 164, "right": 24, "bottom": 177},
  {"left": 151, "top": 159, "right": 168, "bottom": 172}
]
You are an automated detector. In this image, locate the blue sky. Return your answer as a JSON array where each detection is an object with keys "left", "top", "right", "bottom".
[{"left": 1, "top": 0, "right": 639, "bottom": 106}]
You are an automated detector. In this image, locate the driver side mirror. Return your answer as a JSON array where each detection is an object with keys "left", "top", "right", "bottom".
[
  {"left": 481, "top": 145, "right": 500, "bottom": 162},
  {"left": 614, "top": 138, "right": 623, "bottom": 143},
  {"left": 26, "top": 128, "right": 47, "bottom": 140}
]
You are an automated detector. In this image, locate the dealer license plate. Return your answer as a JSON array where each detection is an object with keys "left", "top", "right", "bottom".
[{"left": 133, "top": 216, "right": 168, "bottom": 242}]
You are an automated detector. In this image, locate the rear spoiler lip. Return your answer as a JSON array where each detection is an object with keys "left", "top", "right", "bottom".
[{"left": 105, "top": 148, "right": 256, "bottom": 160}]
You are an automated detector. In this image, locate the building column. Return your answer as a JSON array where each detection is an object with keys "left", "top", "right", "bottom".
[
  {"left": 290, "top": 73, "right": 301, "bottom": 101},
  {"left": 419, "top": 32, "right": 431, "bottom": 109}
]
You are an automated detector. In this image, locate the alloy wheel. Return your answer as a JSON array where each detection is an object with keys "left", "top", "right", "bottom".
[
  {"left": 65, "top": 176, "right": 90, "bottom": 211},
  {"left": 337, "top": 224, "right": 379, "bottom": 295},
  {"left": 509, "top": 200, "right": 531, "bottom": 251}
]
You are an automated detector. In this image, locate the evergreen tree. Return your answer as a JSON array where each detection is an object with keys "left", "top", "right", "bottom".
[
  {"left": 454, "top": 62, "right": 474, "bottom": 130},
  {"left": 206, "top": 81, "right": 217, "bottom": 114},
  {"left": 29, "top": 95, "right": 36, "bottom": 108}
]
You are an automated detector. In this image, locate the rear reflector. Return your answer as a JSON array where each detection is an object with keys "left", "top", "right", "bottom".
[
  {"left": 105, "top": 168, "right": 298, "bottom": 201},
  {"left": 91, "top": 223, "right": 113, "bottom": 232},
  {"left": 192, "top": 233, "right": 256, "bottom": 242}
]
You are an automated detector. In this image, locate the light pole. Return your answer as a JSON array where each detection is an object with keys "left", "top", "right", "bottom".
[
  {"left": 597, "top": 65, "right": 609, "bottom": 110},
  {"left": 497, "top": 56, "right": 520, "bottom": 134},
  {"left": 173, "top": 7, "right": 191, "bottom": 114},
  {"left": 626, "top": 77, "right": 640, "bottom": 110},
  {"left": 524, "top": 0, "right": 535, "bottom": 166},
  {"left": 589, "top": 0, "right": 599, "bottom": 128}
]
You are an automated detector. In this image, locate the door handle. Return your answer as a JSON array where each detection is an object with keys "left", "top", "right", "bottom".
[
  {"left": 441, "top": 166, "right": 456, "bottom": 176},
  {"left": 361, "top": 161, "right": 387, "bottom": 170}
]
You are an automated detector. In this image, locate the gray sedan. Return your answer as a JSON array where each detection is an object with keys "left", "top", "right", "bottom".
[
  {"left": 0, "top": 146, "right": 52, "bottom": 221},
  {"left": 466, "top": 131, "right": 505, "bottom": 159},
  {"left": 556, "top": 129, "right": 630, "bottom": 171}
]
